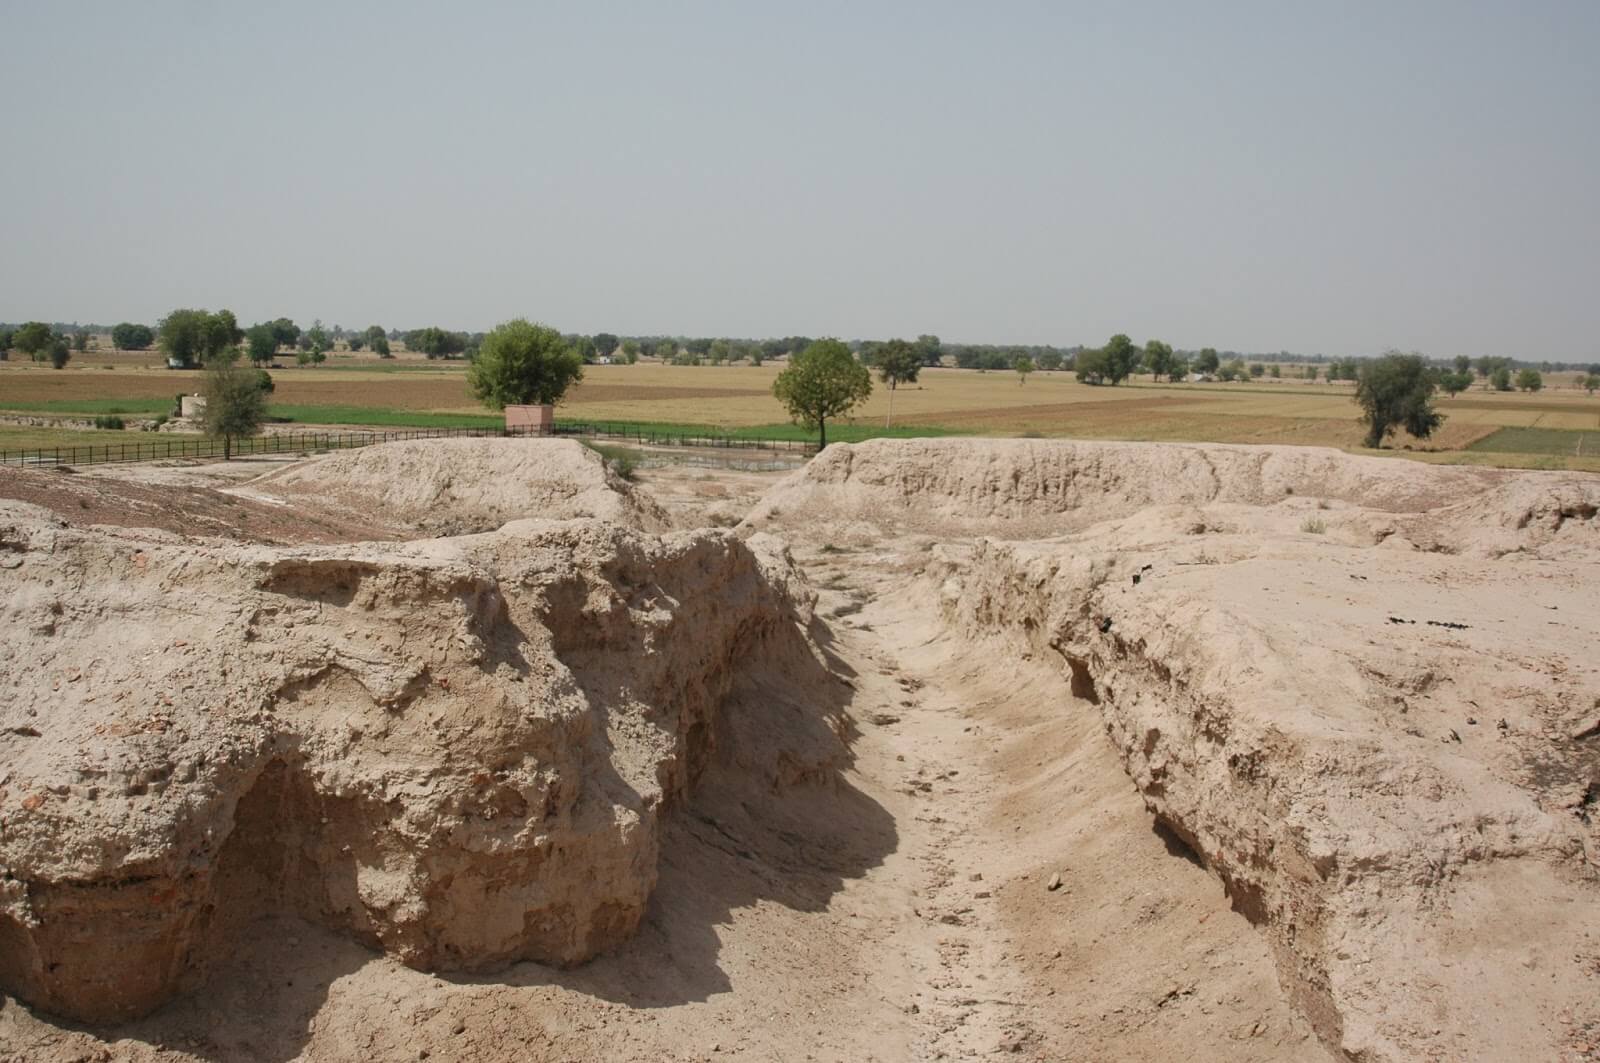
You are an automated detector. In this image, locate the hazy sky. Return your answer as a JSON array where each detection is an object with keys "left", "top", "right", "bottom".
[{"left": 3, "top": 2, "right": 1596, "bottom": 357}]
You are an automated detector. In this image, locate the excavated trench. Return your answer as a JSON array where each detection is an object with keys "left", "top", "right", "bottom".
[
  {"left": 749, "top": 437, "right": 1600, "bottom": 1062},
  {"left": 2, "top": 437, "right": 1599, "bottom": 1062}
]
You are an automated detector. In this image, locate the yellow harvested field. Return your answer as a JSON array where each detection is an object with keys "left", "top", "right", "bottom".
[{"left": 4, "top": 358, "right": 1599, "bottom": 468}]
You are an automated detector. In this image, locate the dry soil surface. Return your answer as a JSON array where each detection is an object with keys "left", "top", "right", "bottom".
[{"left": 1, "top": 438, "right": 1596, "bottom": 1063}]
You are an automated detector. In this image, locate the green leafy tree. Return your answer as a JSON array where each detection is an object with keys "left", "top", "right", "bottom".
[
  {"left": 592, "top": 333, "right": 619, "bottom": 359},
  {"left": 245, "top": 324, "right": 278, "bottom": 365},
  {"left": 467, "top": 319, "right": 585, "bottom": 410},
  {"left": 1583, "top": 373, "right": 1600, "bottom": 396},
  {"left": 111, "top": 322, "right": 153, "bottom": 350},
  {"left": 72, "top": 330, "right": 89, "bottom": 352},
  {"left": 1516, "top": 368, "right": 1543, "bottom": 392},
  {"left": 1217, "top": 361, "right": 1240, "bottom": 382},
  {"left": 1169, "top": 355, "right": 1190, "bottom": 380},
  {"left": 0, "top": 328, "right": 12, "bottom": 355},
  {"left": 305, "top": 320, "right": 330, "bottom": 363},
  {"left": 47, "top": 332, "right": 71, "bottom": 369},
  {"left": 1249, "top": 362, "right": 1265, "bottom": 378},
  {"left": 202, "top": 352, "right": 268, "bottom": 459},
  {"left": 346, "top": 333, "right": 365, "bottom": 352},
  {"left": 1453, "top": 355, "right": 1471, "bottom": 374},
  {"left": 1014, "top": 355, "right": 1034, "bottom": 385},
  {"left": 621, "top": 339, "right": 639, "bottom": 362},
  {"left": 1101, "top": 334, "right": 1139, "bottom": 384},
  {"left": 159, "top": 309, "right": 237, "bottom": 368},
  {"left": 206, "top": 310, "right": 241, "bottom": 358},
  {"left": 1195, "top": 347, "right": 1220, "bottom": 375},
  {"left": 1491, "top": 366, "right": 1513, "bottom": 391},
  {"left": 1143, "top": 339, "right": 1174, "bottom": 381},
  {"left": 1355, "top": 352, "right": 1444, "bottom": 448},
  {"left": 371, "top": 333, "right": 391, "bottom": 358},
  {"left": 1474, "top": 355, "right": 1512, "bottom": 384},
  {"left": 408, "top": 326, "right": 466, "bottom": 359},
  {"left": 772, "top": 338, "right": 872, "bottom": 448},
  {"left": 270, "top": 318, "right": 300, "bottom": 350},
  {"left": 1439, "top": 370, "right": 1473, "bottom": 396},
  {"left": 1037, "top": 351, "right": 1063, "bottom": 372},
  {"left": 1075, "top": 347, "right": 1110, "bottom": 385},
  {"left": 1305, "top": 365, "right": 1319, "bottom": 381},
  {"left": 13, "top": 322, "right": 52, "bottom": 359},
  {"left": 707, "top": 338, "right": 731, "bottom": 365},
  {"left": 915, "top": 334, "right": 943, "bottom": 367},
  {"left": 875, "top": 338, "right": 921, "bottom": 427},
  {"left": 158, "top": 310, "right": 206, "bottom": 367}
]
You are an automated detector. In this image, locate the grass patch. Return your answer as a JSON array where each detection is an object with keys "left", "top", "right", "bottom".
[
  {"left": 0, "top": 398, "right": 171, "bottom": 416},
  {"left": 1300, "top": 517, "right": 1327, "bottom": 534},
  {"left": 580, "top": 441, "right": 640, "bottom": 481},
  {"left": 1467, "top": 427, "right": 1594, "bottom": 456},
  {"left": 265, "top": 405, "right": 504, "bottom": 428}
]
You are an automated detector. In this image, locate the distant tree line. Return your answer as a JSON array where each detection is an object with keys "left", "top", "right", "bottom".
[{"left": 10, "top": 315, "right": 1599, "bottom": 392}]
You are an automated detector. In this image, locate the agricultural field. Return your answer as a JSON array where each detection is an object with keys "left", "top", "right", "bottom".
[{"left": 2, "top": 355, "right": 1598, "bottom": 469}]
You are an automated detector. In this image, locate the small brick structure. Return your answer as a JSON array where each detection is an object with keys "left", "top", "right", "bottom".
[{"left": 504, "top": 404, "right": 554, "bottom": 434}]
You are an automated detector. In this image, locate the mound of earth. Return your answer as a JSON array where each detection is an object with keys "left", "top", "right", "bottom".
[
  {"left": 0, "top": 499, "right": 841, "bottom": 1023},
  {"left": 746, "top": 437, "right": 1600, "bottom": 555},
  {"left": 253, "top": 438, "right": 668, "bottom": 535},
  {"left": 752, "top": 438, "right": 1600, "bottom": 1061}
]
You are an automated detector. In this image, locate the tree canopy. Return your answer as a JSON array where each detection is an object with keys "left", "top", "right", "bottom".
[
  {"left": 1354, "top": 352, "right": 1443, "bottom": 448},
  {"left": 1439, "top": 369, "right": 1473, "bottom": 396},
  {"left": 159, "top": 309, "right": 239, "bottom": 368},
  {"left": 202, "top": 352, "right": 268, "bottom": 459},
  {"left": 772, "top": 338, "right": 872, "bottom": 448},
  {"left": 111, "top": 322, "right": 153, "bottom": 350},
  {"left": 467, "top": 319, "right": 584, "bottom": 409},
  {"left": 245, "top": 324, "right": 278, "bottom": 365},
  {"left": 46, "top": 332, "right": 70, "bottom": 369},
  {"left": 876, "top": 338, "right": 921, "bottom": 391},
  {"left": 408, "top": 326, "right": 468, "bottom": 359},
  {"left": 1075, "top": 347, "right": 1110, "bottom": 385},
  {"left": 875, "top": 338, "right": 921, "bottom": 427},
  {"left": 1101, "top": 334, "right": 1139, "bottom": 384},
  {"left": 13, "top": 322, "right": 52, "bottom": 357},
  {"left": 1143, "top": 339, "right": 1175, "bottom": 381}
]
